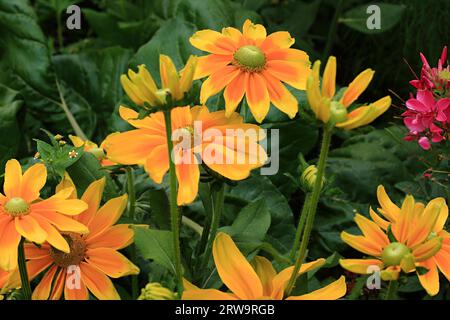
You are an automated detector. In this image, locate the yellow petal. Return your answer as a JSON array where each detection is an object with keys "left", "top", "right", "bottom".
[
  {"left": 212, "top": 232, "right": 263, "bottom": 299},
  {"left": 417, "top": 259, "right": 440, "bottom": 296},
  {"left": 179, "top": 55, "right": 198, "bottom": 96},
  {"left": 3, "top": 159, "right": 22, "bottom": 199},
  {"left": 340, "top": 258, "right": 384, "bottom": 274},
  {"left": 242, "top": 19, "right": 266, "bottom": 44},
  {"left": 182, "top": 289, "right": 238, "bottom": 300},
  {"left": 341, "top": 231, "right": 383, "bottom": 256},
  {"left": 380, "top": 266, "right": 400, "bottom": 281},
  {"left": 340, "top": 68, "right": 374, "bottom": 107},
  {"left": 287, "top": 276, "right": 346, "bottom": 300},
  {"left": 412, "top": 236, "right": 442, "bottom": 262},
  {"left": 321, "top": 56, "right": 336, "bottom": 99},
  {"left": 354, "top": 214, "right": 389, "bottom": 248},
  {"left": 391, "top": 195, "right": 415, "bottom": 243},
  {"left": 252, "top": 256, "right": 276, "bottom": 297},
  {"left": 376, "top": 185, "right": 400, "bottom": 221},
  {"left": 160, "top": 55, "right": 182, "bottom": 100}
]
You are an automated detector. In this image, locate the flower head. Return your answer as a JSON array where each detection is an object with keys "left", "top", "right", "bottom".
[
  {"left": 183, "top": 232, "right": 346, "bottom": 300},
  {"left": 340, "top": 185, "right": 449, "bottom": 296},
  {"left": 103, "top": 106, "right": 267, "bottom": 205},
  {"left": 410, "top": 46, "right": 449, "bottom": 93},
  {"left": 24, "top": 177, "right": 139, "bottom": 300},
  {"left": 190, "top": 19, "right": 311, "bottom": 123},
  {"left": 306, "top": 56, "right": 391, "bottom": 129},
  {"left": 0, "top": 160, "right": 88, "bottom": 271},
  {"left": 120, "top": 55, "right": 197, "bottom": 107}
]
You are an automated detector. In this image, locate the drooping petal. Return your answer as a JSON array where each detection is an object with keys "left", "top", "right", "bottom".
[
  {"left": 86, "top": 194, "right": 128, "bottom": 238},
  {"left": 261, "top": 70, "right": 298, "bottom": 119},
  {"left": 3, "top": 159, "right": 22, "bottom": 199},
  {"left": 340, "top": 69, "right": 375, "bottom": 108},
  {"left": 20, "top": 163, "right": 46, "bottom": 202},
  {"left": 15, "top": 215, "right": 47, "bottom": 244},
  {"left": 252, "top": 256, "right": 276, "bottom": 297},
  {"left": 118, "top": 106, "right": 166, "bottom": 135},
  {"left": 369, "top": 207, "right": 390, "bottom": 230},
  {"left": 287, "top": 276, "right": 347, "bottom": 300},
  {"left": 200, "top": 66, "right": 241, "bottom": 104},
  {"left": 79, "top": 262, "right": 121, "bottom": 300},
  {"left": 212, "top": 232, "right": 263, "bottom": 300},
  {"left": 417, "top": 259, "right": 440, "bottom": 296},
  {"left": 340, "top": 259, "right": 384, "bottom": 274},
  {"left": 245, "top": 72, "right": 270, "bottom": 123},
  {"left": 85, "top": 248, "right": 139, "bottom": 278},
  {"left": 341, "top": 231, "right": 383, "bottom": 257},
  {"left": 86, "top": 224, "right": 134, "bottom": 250},
  {"left": 321, "top": 56, "right": 336, "bottom": 99},
  {"left": 434, "top": 242, "right": 450, "bottom": 281},
  {"left": 0, "top": 220, "right": 20, "bottom": 271}
]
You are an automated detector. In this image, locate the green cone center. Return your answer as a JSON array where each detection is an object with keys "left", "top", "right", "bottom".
[
  {"left": 50, "top": 232, "right": 87, "bottom": 268},
  {"left": 439, "top": 70, "right": 450, "bottom": 80},
  {"left": 381, "top": 242, "right": 411, "bottom": 266},
  {"left": 233, "top": 45, "right": 266, "bottom": 70},
  {"left": 4, "top": 197, "right": 30, "bottom": 217},
  {"left": 329, "top": 101, "right": 348, "bottom": 124}
]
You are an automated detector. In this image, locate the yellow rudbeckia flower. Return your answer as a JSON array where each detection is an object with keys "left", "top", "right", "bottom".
[
  {"left": 0, "top": 159, "right": 88, "bottom": 271},
  {"left": 306, "top": 56, "right": 391, "bottom": 129},
  {"left": 120, "top": 55, "right": 198, "bottom": 107},
  {"left": 183, "top": 232, "right": 346, "bottom": 300},
  {"left": 340, "top": 185, "right": 449, "bottom": 296}
]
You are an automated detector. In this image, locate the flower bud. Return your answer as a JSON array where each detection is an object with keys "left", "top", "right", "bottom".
[
  {"left": 137, "top": 283, "right": 176, "bottom": 300},
  {"left": 328, "top": 101, "right": 348, "bottom": 125},
  {"left": 381, "top": 242, "right": 411, "bottom": 267},
  {"left": 88, "top": 147, "right": 106, "bottom": 161},
  {"left": 300, "top": 165, "right": 324, "bottom": 192}
]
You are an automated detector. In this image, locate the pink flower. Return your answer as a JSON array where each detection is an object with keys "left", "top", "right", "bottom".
[
  {"left": 418, "top": 136, "right": 431, "bottom": 150},
  {"left": 410, "top": 46, "right": 450, "bottom": 92}
]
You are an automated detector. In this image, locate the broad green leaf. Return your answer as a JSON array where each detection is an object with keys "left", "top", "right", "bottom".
[
  {"left": 133, "top": 228, "right": 176, "bottom": 274},
  {"left": 340, "top": 3, "right": 406, "bottom": 34}
]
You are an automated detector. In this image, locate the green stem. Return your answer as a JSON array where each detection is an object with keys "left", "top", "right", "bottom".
[
  {"left": 196, "top": 183, "right": 213, "bottom": 258},
  {"left": 285, "top": 125, "right": 332, "bottom": 295},
  {"left": 125, "top": 167, "right": 138, "bottom": 299},
  {"left": 199, "top": 183, "right": 225, "bottom": 276},
  {"left": 163, "top": 109, "right": 184, "bottom": 296},
  {"left": 182, "top": 216, "right": 203, "bottom": 236},
  {"left": 18, "top": 238, "right": 32, "bottom": 300},
  {"left": 322, "top": 0, "right": 344, "bottom": 61},
  {"left": 289, "top": 193, "right": 312, "bottom": 261},
  {"left": 385, "top": 280, "right": 399, "bottom": 300}
]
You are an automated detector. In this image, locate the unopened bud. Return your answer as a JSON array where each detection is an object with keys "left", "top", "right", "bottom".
[
  {"left": 54, "top": 134, "right": 64, "bottom": 141},
  {"left": 137, "top": 283, "right": 176, "bottom": 300},
  {"left": 300, "top": 165, "right": 324, "bottom": 192}
]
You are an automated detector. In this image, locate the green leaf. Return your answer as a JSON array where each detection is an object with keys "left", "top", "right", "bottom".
[
  {"left": 340, "top": 3, "right": 406, "bottom": 34},
  {"left": 0, "top": 84, "right": 22, "bottom": 169},
  {"left": 133, "top": 227, "right": 176, "bottom": 274},
  {"left": 221, "top": 198, "right": 271, "bottom": 242}
]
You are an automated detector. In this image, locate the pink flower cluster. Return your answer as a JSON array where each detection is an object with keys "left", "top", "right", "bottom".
[{"left": 403, "top": 46, "right": 450, "bottom": 150}]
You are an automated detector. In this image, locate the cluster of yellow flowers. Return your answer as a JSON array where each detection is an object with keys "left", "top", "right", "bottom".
[{"left": 0, "top": 19, "right": 447, "bottom": 301}]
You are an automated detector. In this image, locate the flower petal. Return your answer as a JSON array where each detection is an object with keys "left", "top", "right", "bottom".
[
  {"left": 0, "top": 219, "right": 20, "bottom": 271},
  {"left": 412, "top": 236, "right": 442, "bottom": 262},
  {"left": 224, "top": 72, "right": 248, "bottom": 117},
  {"left": 190, "top": 30, "right": 237, "bottom": 55},
  {"left": 353, "top": 214, "right": 389, "bottom": 248},
  {"left": 3, "top": 159, "right": 22, "bottom": 199},
  {"left": 262, "top": 70, "right": 298, "bottom": 119},
  {"left": 340, "top": 69, "right": 374, "bottom": 107},
  {"left": 245, "top": 72, "right": 270, "bottom": 123},
  {"left": 77, "top": 178, "right": 106, "bottom": 226},
  {"left": 417, "top": 259, "right": 440, "bottom": 296},
  {"left": 79, "top": 262, "right": 120, "bottom": 300},
  {"left": 321, "top": 56, "right": 336, "bottom": 99},
  {"left": 160, "top": 55, "right": 181, "bottom": 100},
  {"left": 20, "top": 163, "right": 46, "bottom": 202},
  {"left": 200, "top": 66, "right": 241, "bottom": 104},
  {"left": 86, "top": 224, "right": 134, "bottom": 250},
  {"left": 15, "top": 215, "right": 47, "bottom": 244},
  {"left": 85, "top": 248, "right": 139, "bottom": 278},
  {"left": 175, "top": 153, "right": 200, "bottom": 206},
  {"left": 87, "top": 194, "right": 128, "bottom": 237},
  {"left": 242, "top": 19, "right": 266, "bottom": 44},
  {"left": 287, "top": 276, "right": 346, "bottom": 300},
  {"left": 32, "top": 265, "right": 58, "bottom": 300},
  {"left": 33, "top": 211, "right": 89, "bottom": 235},
  {"left": 183, "top": 289, "right": 238, "bottom": 300},
  {"left": 65, "top": 275, "right": 88, "bottom": 300},
  {"left": 144, "top": 144, "right": 169, "bottom": 184},
  {"left": 340, "top": 259, "right": 384, "bottom": 274},
  {"left": 194, "top": 54, "right": 233, "bottom": 80},
  {"left": 252, "top": 256, "right": 276, "bottom": 297},
  {"left": 266, "top": 60, "right": 311, "bottom": 90},
  {"left": 341, "top": 231, "right": 383, "bottom": 257},
  {"left": 260, "top": 31, "right": 295, "bottom": 52},
  {"left": 376, "top": 185, "right": 400, "bottom": 221},
  {"left": 212, "top": 232, "right": 263, "bottom": 300}
]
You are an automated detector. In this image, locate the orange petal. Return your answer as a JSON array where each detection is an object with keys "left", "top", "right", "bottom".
[
  {"left": 341, "top": 231, "right": 383, "bottom": 257},
  {"left": 391, "top": 195, "right": 415, "bottom": 243},
  {"left": 3, "top": 159, "right": 22, "bottom": 199},
  {"left": 32, "top": 265, "right": 59, "bottom": 300},
  {"left": 87, "top": 194, "right": 128, "bottom": 237},
  {"left": 79, "top": 262, "right": 120, "bottom": 300},
  {"left": 77, "top": 178, "right": 106, "bottom": 227},
  {"left": 321, "top": 56, "right": 336, "bottom": 99},
  {"left": 33, "top": 211, "right": 89, "bottom": 234},
  {"left": 194, "top": 54, "right": 233, "bottom": 80},
  {"left": 86, "top": 224, "right": 134, "bottom": 250},
  {"left": 26, "top": 255, "right": 53, "bottom": 281},
  {"left": 252, "top": 256, "right": 276, "bottom": 297},
  {"left": 85, "top": 248, "right": 139, "bottom": 278},
  {"left": 245, "top": 72, "right": 270, "bottom": 123},
  {"left": 212, "top": 232, "right": 263, "bottom": 299},
  {"left": 369, "top": 207, "right": 390, "bottom": 230},
  {"left": 49, "top": 268, "right": 66, "bottom": 300},
  {"left": 339, "top": 259, "right": 384, "bottom": 274},
  {"left": 175, "top": 154, "right": 200, "bottom": 206},
  {"left": 200, "top": 66, "right": 241, "bottom": 104},
  {"left": 171, "top": 106, "right": 193, "bottom": 130},
  {"left": 376, "top": 185, "right": 400, "bottom": 221},
  {"left": 64, "top": 274, "right": 88, "bottom": 300},
  {"left": 242, "top": 19, "right": 266, "bottom": 44},
  {"left": 118, "top": 106, "right": 166, "bottom": 135},
  {"left": 15, "top": 215, "right": 47, "bottom": 244},
  {"left": 412, "top": 236, "right": 442, "bottom": 262},
  {"left": 224, "top": 72, "right": 248, "bottom": 117},
  {"left": 32, "top": 216, "right": 70, "bottom": 253},
  {"left": 262, "top": 70, "right": 298, "bottom": 119},
  {"left": 190, "top": 30, "right": 237, "bottom": 55},
  {"left": 31, "top": 196, "right": 88, "bottom": 216},
  {"left": 417, "top": 259, "right": 440, "bottom": 296},
  {"left": 287, "top": 276, "right": 347, "bottom": 300},
  {"left": 340, "top": 69, "right": 374, "bottom": 107},
  {"left": 20, "top": 163, "right": 46, "bottom": 203},
  {"left": 260, "top": 31, "right": 295, "bottom": 52},
  {"left": 266, "top": 60, "right": 311, "bottom": 90},
  {"left": 408, "top": 199, "right": 443, "bottom": 247},
  {"left": 432, "top": 198, "right": 448, "bottom": 233},
  {"left": 144, "top": 144, "right": 169, "bottom": 184},
  {"left": 265, "top": 48, "right": 309, "bottom": 63},
  {"left": 0, "top": 219, "right": 20, "bottom": 271},
  {"left": 183, "top": 289, "right": 238, "bottom": 300},
  {"left": 434, "top": 242, "right": 450, "bottom": 281},
  {"left": 354, "top": 214, "right": 389, "bottom": 248}
]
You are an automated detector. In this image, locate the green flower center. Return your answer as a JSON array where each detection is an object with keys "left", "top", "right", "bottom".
[
  {"left": 233, "top": 45, "right": 266, "bottom": 71},
  {"left": 439, "top": 70, "right": 450, "bottom": 81},
  {"left": 381, "top": 242, "right": 411, "bottom": 267},
  {"left": 4, "top": 197, "right": 30, "bottom": 217},
  {"left": 329, "top": 101, "right": 348, "bottom": 125},
  {"left": 50, "top": 232, "right": 87, "bottom": 268}
]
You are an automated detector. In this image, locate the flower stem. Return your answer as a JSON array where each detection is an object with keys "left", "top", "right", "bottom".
[
  {"left": 322, "top": 0, "right": 344, "bottom": 61},
  {"left": 385, "top": 280, "right": 399, "bottom": 300},
  {"left": 125, "top": 167, "right": 139, "bottom": 299},
  {"left": 163, "top": 109, "right": 184, "bottom": 296},
  {"left": 199, "top": 182, "right": 225, "bottom": 276},
  {"left": 18, "top": 238, "right": 31, "bottom": 300},
  {"left": 285, "top": 125, "right": 332, "bottom": 295},
  {"left": 289, "top": 192, "right": 312, "bottom": 261}
]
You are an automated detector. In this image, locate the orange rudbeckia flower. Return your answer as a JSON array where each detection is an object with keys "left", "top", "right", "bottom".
[
  {"left": 306, "top": 56, "right": 391, "bottom": 129},
  {"left": 69, "top": 135, "right": 115, "bottom": 167},
  {"left": 340, "top": 186, "right": 448, "bottom": 296},
  {"left": 190, "top": 19, "right": 311, "bottom": 123},
  {"left": 103, "top": 106, "right": 267, "bottom": 205},
  {"left": 183, "top": 232, "right": 346, "bottom": 300},
  {"left": 0, "top": 160, "right": 88, "bottom": 271},
  {"left": 24, "top": 177, "right": 139, "bottom": 300}
]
